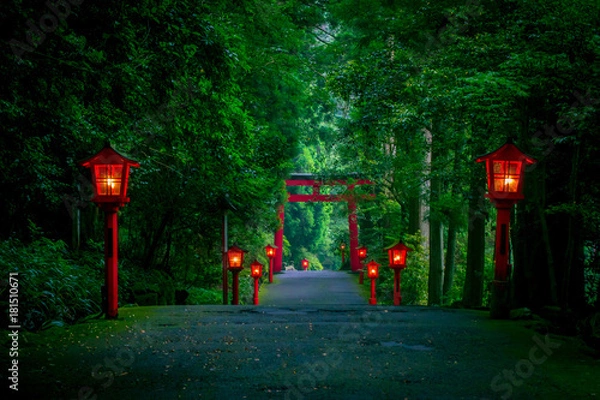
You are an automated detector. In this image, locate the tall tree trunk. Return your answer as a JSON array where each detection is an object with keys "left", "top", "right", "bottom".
[
  {"left": 442, "top": 143, "right": 462, "bottom": 304},
  {"left": 596, "top": 278, "right": 600, "bottom": 311},
  {"left": 428, "top": 177, "right": 444, "bottom": 306},
  {"left": 443, "top": 219, "right": 458, "bottom": 303},
  {"left": 428, "top": 130, "right": 443, "bottom": 306},
  {"left": 161, "top": 230, "right": 173, "bottom": 275},
  {"left": 562, "top": 142, "right": 586, "bottom": 310},
  {"left": 463, "top": 147, "right": 488, "bottom": 308},
  {"left": 143, "top": 209, "right": 173, "bottom": 269},
  {"left": 407, "top": 195, "right": 422, "bottom": 236},
  {"left": 463, "top": 201, "right": 486, "bottom": 307},
  {"left": 421, "top": 128, "right": 432, "bottom": 249}
]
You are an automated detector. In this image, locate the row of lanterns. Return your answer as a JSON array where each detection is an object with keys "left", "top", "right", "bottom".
[
  {"left": 226, "top": 243, "right": 278, "bottom": 305},
  {"left": 348, "top": 242, "right": 412, "bottom": 306},
  {"left": 80, "top": 138, "right": 534, "bottom": 318}
]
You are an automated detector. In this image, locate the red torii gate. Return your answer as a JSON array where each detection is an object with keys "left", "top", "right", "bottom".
[{"left": 273, "top": 174, "right": 373, "bottom": 273}]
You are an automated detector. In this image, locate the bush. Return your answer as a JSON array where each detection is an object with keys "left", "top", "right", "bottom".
[
  {"left": 187, "top": 287, "right": 222, "bottom": 304},
  {"left": 0, "top": 238, "right": 103, "bottom": 331}
]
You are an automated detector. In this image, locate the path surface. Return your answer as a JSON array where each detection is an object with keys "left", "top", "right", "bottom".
[
  {"left": 260, "top": 270, "right": 366, "bottom": 305},
  {"left": 9, "top": 271, "right": 600, "bottom": 399}
]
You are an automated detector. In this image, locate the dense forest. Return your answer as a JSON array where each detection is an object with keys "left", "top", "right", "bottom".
[{"left": 0, "top": 0, "right": 598, "bottom": 342}]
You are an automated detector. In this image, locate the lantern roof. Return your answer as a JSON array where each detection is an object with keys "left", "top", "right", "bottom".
[
  {"left": 80, "top": 142, "right": 140, "bottom": 168},
  {"left": 385, "top": 241, "right": 412, "bottom": 252},
  {"left": 475, "top": 138, "right": 537, "bottom": 165}
]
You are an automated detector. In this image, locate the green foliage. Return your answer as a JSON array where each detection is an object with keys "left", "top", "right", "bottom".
[
  {"left": 186, "top": 287, "right": 222, "bottom": 305},
  {"left": 0, "top": 239, "right": 103, "bottom": 331},
  {"left": 0, "top": 0, "right": 329, "bottom": 318}
]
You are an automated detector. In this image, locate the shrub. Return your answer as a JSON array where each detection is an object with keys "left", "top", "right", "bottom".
[
  {"left": 187, "top": 287, "right": 222, "bottom": 304},
  {"left": 0, "top": 238, "right": 103, "bottom": 331}
]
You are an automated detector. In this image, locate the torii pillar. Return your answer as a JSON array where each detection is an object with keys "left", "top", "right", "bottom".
[{"left": 347, "top": 197, "right": 360, "bottom": 271}]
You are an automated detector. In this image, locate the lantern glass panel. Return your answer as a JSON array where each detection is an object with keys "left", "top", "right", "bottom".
[
  {"left": 358, "top": 247, "right": 367, "bottom": 259},
  {"left": 391, "top": 249, "right": 405, "bottom": 266},
  {"left": 95, "top": 164, "right": 123, "bottom": 196},
  {"left": 265, "top": 245, "right": 276, "bottom": 258},
  {"left": 228, "top": 250, "right": 243, "bottom": 268},
  {"left": 492, "top": 161, "right": 521, "bottom": 193},
  {"left": 251, "top": 263, "right": 262, "bottom": 277},
  {"left": 367, "top": 261, "right": 379, "bottom": 278}
]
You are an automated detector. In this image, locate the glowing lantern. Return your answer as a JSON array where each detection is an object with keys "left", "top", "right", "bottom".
[
  {"left": 357, "top": 246, "right": 367, "bottom": 261},
  {"left": 386, "top": 241, "right": 412, "bottom": 306},
  {"left": 475, "top": 138, "right": 536, "bottom": 202},
  {"left": 366, "top": 260, "right": 380, "bottom": 305},
  {"left": 386, "top": 242, "right": 411, "bottom": 270},
  {"left": 476, "top": 139, "right": 537, "bottom": 319},
  {"left": 227, "top": 244, "right": 247, "bottom": 305},
  {"left": 250, "top": 260, "right": 263, "bottom": 305},
  {"left": 301, "top": 258, "right": 309, "bottom": 270},
  {"left": 265, "top": 244, "right": 277, "bottom": 259},
  {"left": 366, "top": 260, "right": 380, "bottom": 279},
  {"left": 265, "top": 244, "right": 277, "bottom": 283},
  {"left": 227, "top": 244, "right": 247, "bottom": 270},
  {"left": 251, "top": 260, "right": 263, "bottom": 278},
  {"left": 79, "top": 143, "right": 139, "bottom": 319},
  {"left": 80, "top": 143, "right": 139, "bottom": 206}
]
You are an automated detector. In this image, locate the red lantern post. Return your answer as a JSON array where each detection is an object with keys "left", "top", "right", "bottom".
[
  {"left": 476, "top": 139, "right": 536, "bottom": 318},
  {"left": 227, "top": 244, "right": 247, "bottom": 305},
  {"left": 301, "top": 258, "right": 309, "bottom": 271},
  {"left": 357, "top": 246, "right": 367, "bottom": 284},
  {"left": 80, "top": 143, "right": 139, "bottom": 319},
  {"left": 340, "top": 242, "right": 346, "bottom": 266},
  {"left": 386, "top": 241, "right": 412, "bottom": 306},
  {"left": 366, "top": 260, "right": 380, "bottom": 305},
  {"left": 265, "top": 244, "right": 277, "bottom": 283},
  {"left": 250, "top": 260, "right": 263, "bottom": 305}
]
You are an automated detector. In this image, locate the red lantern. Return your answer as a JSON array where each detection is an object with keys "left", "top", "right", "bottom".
[
  {"left": 79, "top": 143, "right": 139, "bottom": 319},
  {"left": 357, "top": 246, "right": 367, "bottom": 261},
  {"left": 366, "top": 260, "right": 380, "bottom": 305},
  {"left": 386, "top": 242, "right": 412, "bottom": 270},
  {"left": 366, "top": 260, "right": 380, "bottom": 279},
  {"left": 265, "top": 244, "right": 277, "bottom": 283},
  {"left": 250, "top": 260, "right": 263, "bottom": 278},
  {"left": 386, "top": 241, "right": 412, "bottom": 306},
  {"left": 340, "top": 242, "right": 347, "bottom": 265},
  {"left": 227, "top": 244, "right": 247, "bottom": 305},
  {"left": 80, "top": 143, "right": 140, "bottom": 207},
  {"left": 476, "top": 139, "right": 536, "bottom": 319},
  {"left": 475, "top": 139, "right": 536, "bottom": 203},
  {"left": 227, "top": 244, "right": 247, "bottom": 270},
  {"left": 301, "top": 258, "right": 309, "bottom": 270},
  {"left": 265, "top": 244, "right": 277, "bottom": 259},
  {"left": 250, "top": 260, "right": 263, "bottom": 305}
]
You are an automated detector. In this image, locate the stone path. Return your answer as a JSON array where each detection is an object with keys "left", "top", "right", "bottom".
[
  {"left": 259, "top": 270, "right": 366, "bottom": 305},
  {"left": 13, "top": 270, "right": 600, "bottom": 399}
]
